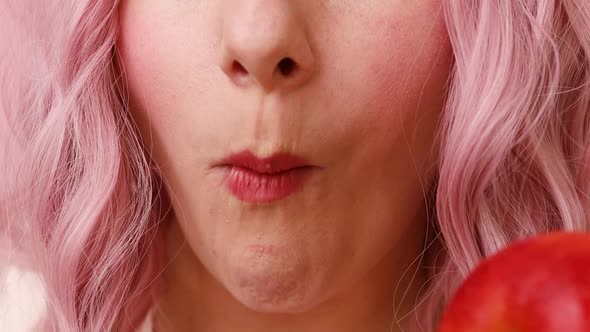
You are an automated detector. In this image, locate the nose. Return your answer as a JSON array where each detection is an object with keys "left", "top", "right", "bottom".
[{"left": 218, "top": 1, "right": 316, "bottom": 92}]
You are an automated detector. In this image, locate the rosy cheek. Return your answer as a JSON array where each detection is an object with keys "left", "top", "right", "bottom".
[
  {"left": 118, "top": 20, "right": 155, "bottom": 105},
  {"left": 342, "top": 19, "right": 451, "bottom": 149},
  {"left": 368, "top": 12, "right": 451, "bottom": 112}
]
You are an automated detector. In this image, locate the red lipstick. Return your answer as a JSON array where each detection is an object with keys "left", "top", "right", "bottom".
[{"left": 218, "top": 150, "right": 315, "bottom": 203}]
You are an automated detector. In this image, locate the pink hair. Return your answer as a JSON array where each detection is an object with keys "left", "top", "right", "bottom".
[
  {"left": 1, "top": 1, "right": 167, "bottom": 330},
  {"left": 414, "top": 1, "right": 590, "bottom": 330},
  {"left": 1, "top": 0, "right": 589, "bottom": 331}
]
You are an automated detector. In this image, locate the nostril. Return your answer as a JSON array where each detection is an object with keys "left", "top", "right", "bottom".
[
  {"left": 231, "top": 61, "right": 248, "bottom": 75},
  {"left": 278, "top": 58, "right": 297, "bottom": 76}
]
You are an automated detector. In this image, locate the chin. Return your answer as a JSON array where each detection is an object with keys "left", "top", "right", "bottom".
[{"left": 221, "top": 242, "right": 325, "bottom": 313}]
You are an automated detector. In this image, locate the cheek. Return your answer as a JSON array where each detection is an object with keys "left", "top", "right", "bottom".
[
  {"left": 350, "top": 8, "right": 452, "bottom": 141},
  {"left": 117, "top": 1, "right": 220, "bottom": 164},
  {"left": 308, "top": 3, "right": 452, "bottom": 187},
  {"left": 371, "top": 6, "right": 450, "bottom": 105},
  {"left": 117, "top": 3, "right": 170, "bottom": 129}
]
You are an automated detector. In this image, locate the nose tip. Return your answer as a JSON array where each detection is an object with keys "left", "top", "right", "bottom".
[{"left": 218, "top": 2, "right": 316, "bottom": 92}]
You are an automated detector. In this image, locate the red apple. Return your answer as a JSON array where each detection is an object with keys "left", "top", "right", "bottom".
[{"left": 438, "top": 231, "right": 590, "bottom": 332}]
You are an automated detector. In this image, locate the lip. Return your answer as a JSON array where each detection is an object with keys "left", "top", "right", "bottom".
[{"left": 215, "top": 150, "right": 317, "bottom": 203}]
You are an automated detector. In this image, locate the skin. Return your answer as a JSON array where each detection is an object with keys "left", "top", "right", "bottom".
[{"left": 117, "top": 1, "right": 453, "bottom": 331}]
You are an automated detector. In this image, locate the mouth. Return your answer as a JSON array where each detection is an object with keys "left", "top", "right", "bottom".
[{"left": 213, "top": 150, "right": 318, "bottom": 203}]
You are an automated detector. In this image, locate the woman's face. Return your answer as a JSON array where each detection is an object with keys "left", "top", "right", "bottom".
[{"left": 118, "top": 0, "right": 452, "bottom": 313}]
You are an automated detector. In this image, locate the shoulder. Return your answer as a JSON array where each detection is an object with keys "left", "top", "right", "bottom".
[
  {"left": 0, "top": 265, "right": 46, "bottom": 332},
  {"left": 0, "top": 265, "right": 154, "bottom": 332},
  {"left": 137, "top": 308, "right": 153, "bottom": 332}
]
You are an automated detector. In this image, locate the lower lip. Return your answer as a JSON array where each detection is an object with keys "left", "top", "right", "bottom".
[{"left": 223, "top": 166, "right": 314, "bottom": 203}]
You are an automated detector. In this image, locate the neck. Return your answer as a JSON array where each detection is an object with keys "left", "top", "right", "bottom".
[{"left": 152, "top": 219, "right": 427, "bottom": 332}]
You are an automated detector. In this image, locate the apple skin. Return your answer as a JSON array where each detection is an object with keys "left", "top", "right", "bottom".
[{"left": 438, "top": 231, "right": 590, "bottom": 332}]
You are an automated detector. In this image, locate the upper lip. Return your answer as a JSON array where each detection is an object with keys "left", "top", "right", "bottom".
[{"left": 216, "top": 150, "right": 313, "bottom": 174}]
